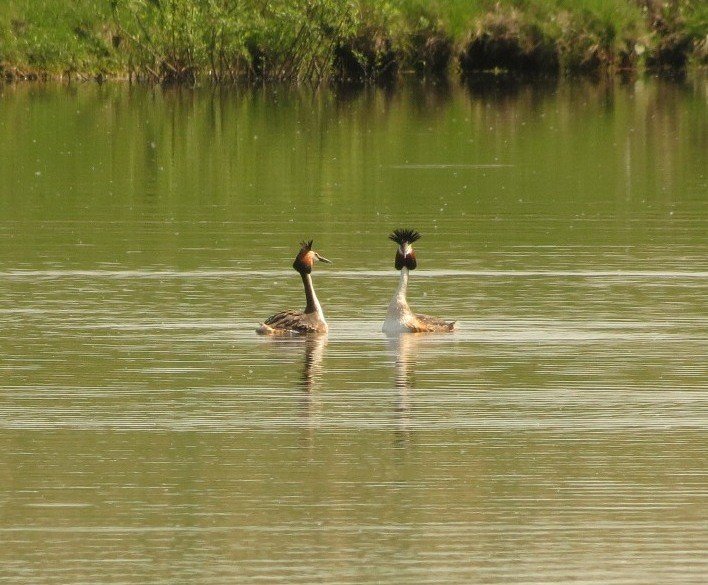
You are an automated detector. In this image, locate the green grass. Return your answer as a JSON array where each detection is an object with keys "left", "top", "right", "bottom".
[
  {"left": 0, "top": 0, "right": 705, "bottom": 82},
  {"left": 0, "top": 1, "right": 117, "bottom": 75}
]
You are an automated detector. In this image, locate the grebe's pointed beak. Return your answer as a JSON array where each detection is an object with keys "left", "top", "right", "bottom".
[{"left": 314, "top": 253, "right": 332, "bottom": 264}]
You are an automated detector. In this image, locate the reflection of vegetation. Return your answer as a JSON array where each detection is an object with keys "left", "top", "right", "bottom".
[
  {"left": 0, "top": 78, "right": 702, "bottom": 254},
  {"left": 0, "top": 1, "right": 705, "bottom": 82}
]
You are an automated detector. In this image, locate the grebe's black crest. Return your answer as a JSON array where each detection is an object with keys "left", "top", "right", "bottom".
[
  {"left": 389, "top": 229, "right": 421, "bottom": 246},
  {"left": 299, "top": 239, "right": 314, "bottom": 251}
]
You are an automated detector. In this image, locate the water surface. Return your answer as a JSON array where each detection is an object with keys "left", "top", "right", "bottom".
[{"left": 0, "top": 77, "right": 706, "bottom": 583}]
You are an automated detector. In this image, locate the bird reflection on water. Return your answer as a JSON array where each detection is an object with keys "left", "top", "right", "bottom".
[
  {"left": 299, "top": 334, "right": 327, "bottom": 393},
  {"left": 262, "top": 334, "right": 327, "bottom": 445},
  {"left": 387, "top": 333, "right": 423, "bottom": 449},
  {"left": 298, "top": 334, "right": 327, "bottom": 446}
]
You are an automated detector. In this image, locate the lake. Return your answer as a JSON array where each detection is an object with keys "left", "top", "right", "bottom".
[{"left": 0, "top": 76, "right": 706, "bottom": 583}]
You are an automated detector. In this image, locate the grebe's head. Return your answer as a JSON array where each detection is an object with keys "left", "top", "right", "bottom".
[
  {"left": 293, "top": 240, "right": 332, "bottom": 274},
  {"left": 389, "top": 228, "right": 420, "bottom": 271}
]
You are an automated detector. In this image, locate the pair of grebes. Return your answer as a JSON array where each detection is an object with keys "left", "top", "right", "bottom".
[{"left": 257, "top": 228, "right": 455, "bottom": 335}]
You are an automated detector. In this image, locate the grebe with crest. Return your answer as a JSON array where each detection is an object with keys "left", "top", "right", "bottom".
[
  {"left": 382, "top": 228, "right": 455, "bottom": 335},
  {"left": 256, "top": 240, "right": 331, "bottom": 335}
]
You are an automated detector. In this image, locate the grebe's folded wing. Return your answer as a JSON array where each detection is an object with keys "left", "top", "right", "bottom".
[
  {"left": 414, "top": 313, "right": 456, "bottom": 332},
  {"left": 264, "top": 310, "right": 321, "bottom": 333}
]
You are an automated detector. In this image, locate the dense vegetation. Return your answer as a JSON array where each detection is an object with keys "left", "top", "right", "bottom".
[{"left": 1, "top": 0, "right": 706, "bottom": 83}]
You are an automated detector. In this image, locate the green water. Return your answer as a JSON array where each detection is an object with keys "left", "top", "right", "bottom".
[{"left": 0, "top": 77, "right": 706, "bottom": 583}]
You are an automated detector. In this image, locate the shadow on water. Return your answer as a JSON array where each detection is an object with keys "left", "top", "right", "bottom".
[
  {"left": 405, "top": 79, "right": 454, "bottom": 118},
  {"left": 462, "top": 72, "right": 559, "bottom": 102}
]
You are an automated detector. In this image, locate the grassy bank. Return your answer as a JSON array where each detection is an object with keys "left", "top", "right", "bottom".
[{"left": 1, "top": 1, "right": 706, "bottom": 83}]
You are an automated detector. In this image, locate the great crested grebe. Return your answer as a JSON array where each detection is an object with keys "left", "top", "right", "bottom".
[
  {"left": 256, "top": 240, "right": 332, "bottom": 335},
  {"left": 382, "top": 228, "right": 455, "bottom": 335}
]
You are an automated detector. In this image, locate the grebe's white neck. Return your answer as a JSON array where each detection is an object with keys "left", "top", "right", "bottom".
[
  {"left": 302, "top": 272, "right": 325, "bottom": 321},
  {"left": 383, "top": 268, "right": 413, "bottom": 334},
  {"left": 394, "top": 267, "right": 409, "bottom": 304}
]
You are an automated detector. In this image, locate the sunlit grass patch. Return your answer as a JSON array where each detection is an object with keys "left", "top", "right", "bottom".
[
  {"left": 0, "top": 0, "right": 705, "bottom": 82},
  {"left": 0, "top": 0, "right": 117, "bottom": 77}
]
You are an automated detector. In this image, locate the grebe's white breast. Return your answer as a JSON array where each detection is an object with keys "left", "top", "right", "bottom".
[{"left": 382, "top": 304, "right": 415, "bottom": 334}]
